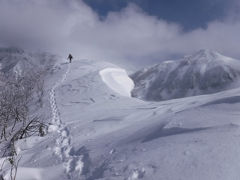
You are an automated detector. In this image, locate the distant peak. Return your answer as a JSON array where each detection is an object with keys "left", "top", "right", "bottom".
[
  {"left": 194, "top": 49, "right": 219, "bottom": 56},
  {"left": 184, "top": 49, "right": 223, "bottom": 63}
]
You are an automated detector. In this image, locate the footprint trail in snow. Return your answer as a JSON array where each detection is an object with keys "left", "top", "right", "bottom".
[{"left": 49, "top": 63, "right": 84, "bottom": 178}]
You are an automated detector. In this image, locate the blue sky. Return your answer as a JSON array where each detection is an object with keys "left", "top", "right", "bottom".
[{"left": 83, "top": 0, "right": 234, "bottom": 30}]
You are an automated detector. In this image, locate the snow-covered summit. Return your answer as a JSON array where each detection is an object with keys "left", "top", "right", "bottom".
[
  {"left": 184, "top": 49, "right": 240, "bottom": 65},
  {"left": 131, "top": 50, "right": 240, "bottom": 101},
  {"left": 186, "top": 49, "right": 220, "bottom": 60}
]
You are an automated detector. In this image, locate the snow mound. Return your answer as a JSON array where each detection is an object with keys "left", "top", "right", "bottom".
[{"left": 99, "top": 68, "right": 134, "bottom": 97}]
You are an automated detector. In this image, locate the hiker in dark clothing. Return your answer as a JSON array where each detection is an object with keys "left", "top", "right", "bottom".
[{"left": 68, "top": 54, "right": 73, "bottom": 63}]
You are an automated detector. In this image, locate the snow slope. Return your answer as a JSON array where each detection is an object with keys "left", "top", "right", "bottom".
[
  {"left": 1, "top": 54, "right": 240, "bottom": 180},
  {"left": 131, "top": 49, "right": 240, "bottom": 101}
]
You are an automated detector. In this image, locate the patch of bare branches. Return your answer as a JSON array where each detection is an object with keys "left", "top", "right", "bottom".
[{"left": 0, "top": 69, "right": 47, "bottom": 179}]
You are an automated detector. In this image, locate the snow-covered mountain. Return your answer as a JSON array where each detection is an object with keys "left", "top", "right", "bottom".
[
  {"left": 131, "top": 49, "right": 240, "bottom": 101},
  {"left": 1, "top": 49, "right": 240, "bottom": 180},
  {"left": 0, "top": 47, "right": 57, "bottom": 76}
]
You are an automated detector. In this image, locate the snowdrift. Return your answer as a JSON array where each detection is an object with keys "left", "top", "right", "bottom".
[{"left": 99, "top": 68, "right": 134, "bottom": 97}]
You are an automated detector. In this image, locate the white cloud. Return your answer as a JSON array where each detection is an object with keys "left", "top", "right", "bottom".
[{"left": 0, "top": 0, "right": 240, "bottom": 68}]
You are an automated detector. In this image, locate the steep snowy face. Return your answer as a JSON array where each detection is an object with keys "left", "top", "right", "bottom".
[
  {"left": 131, "top": 50, "right": 240, "bottom": 101},
  {"left": 0, "top": 47, "right": 57, "bottom": 76}
]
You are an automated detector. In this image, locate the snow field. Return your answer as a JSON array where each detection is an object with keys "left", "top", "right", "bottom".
[{"left": 2, "top": 56, "right": 240, "bottom": 180}]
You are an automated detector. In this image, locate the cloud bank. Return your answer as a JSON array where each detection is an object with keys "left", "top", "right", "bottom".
[{"left": 0, "top": 0, "right": 240, "bottom": 68}]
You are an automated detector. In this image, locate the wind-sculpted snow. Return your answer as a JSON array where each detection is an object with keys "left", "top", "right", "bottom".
[
  {"left": 99, "top": 68, "right": 134, "bottom": 97},
  {"left": 131, "top": 49, "right": 240, "bottom": 101}
]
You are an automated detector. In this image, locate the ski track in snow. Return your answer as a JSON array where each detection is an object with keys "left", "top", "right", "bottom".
[{"left": 49, "top": 63, "right": 84, "bottom": 178}]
